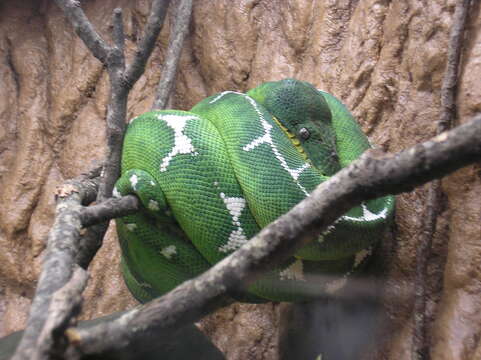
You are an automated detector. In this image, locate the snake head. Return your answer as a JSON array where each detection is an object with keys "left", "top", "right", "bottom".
[{"left": 248, "top": 79, "right": 341, "bottom": 175}]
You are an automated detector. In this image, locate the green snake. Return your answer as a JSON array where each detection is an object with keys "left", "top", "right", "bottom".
[{"left": 114, "top": 79, "right": 395, "bottom": 303}]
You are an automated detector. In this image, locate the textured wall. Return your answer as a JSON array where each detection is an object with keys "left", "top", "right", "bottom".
[{"left": 0, "top": 0, "right": 480, "bottom": 359}]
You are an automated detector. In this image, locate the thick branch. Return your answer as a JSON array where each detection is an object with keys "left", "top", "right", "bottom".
[
  {"left": 153, "top": 0, "right": 193, "bottom": 109},
  {"left": 33, "top": 267, "right": 89, "bottom": 360},
  {"left": 11, "top": 177, "right": 94, "bottom": 360},
  {"left": 53, "top": 0, "right": 111, "bottom": 64},
  {"left": 69, "top": 115, "right": 481, "bottom": 357},
  {"left": 125, "top": 0, "right": 171, "bottom": 86}
]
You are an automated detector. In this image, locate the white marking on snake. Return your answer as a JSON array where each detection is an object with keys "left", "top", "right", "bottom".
[
  {"left": 148, "top": 199, "right": 160, "bottom": 211},
  {"left": 341, "top": 201, "right": 389, "bottom": 222},
  {"left": 113, "top": 187, "right": 121, "bottom": 198},
  {"left": 241, "top": 95, "right": 310, "bottom": 196},
  {"left": 126, "top": 223, "right": 137, "bottom": 231},
  {"left": 325, "top": 246, "right": 373, "bottom": 294},
  {"left": 279, "top": 260, "right": 305, "bottom": 281},
  {"left": 218, "top": 192, "right": 248, "bottom": 253},
  {"left": 209, "top": 91, "right": 241, "bottom": 104},
  {"left": 322, "top": 224, "right": 336, "bottom": 236},
  {"left": 354, "top": 248, "right": 371, "bottom": 268},
  {"left": 158, "top": 114, "right": 199, "bottom": 172},
  {"left": 150, "top": 180, "right": 155, "bottom": 186},
  {"left": 325, "top": 277, "right": 347, "bottom": 294},
  {"left": 129, "top": 174, "right": 139, "bottom": 191},
  {"left": 160, "top": 245, "right": 177, "bottom": 259}
]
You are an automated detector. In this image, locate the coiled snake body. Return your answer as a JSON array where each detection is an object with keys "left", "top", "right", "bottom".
[{"left": 114, "top": 79, "right": 395, "bottom": 303}]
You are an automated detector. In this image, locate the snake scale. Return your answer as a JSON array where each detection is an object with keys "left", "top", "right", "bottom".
[{"left": 114, "top": 79, "right": 395, "bottom": 303}]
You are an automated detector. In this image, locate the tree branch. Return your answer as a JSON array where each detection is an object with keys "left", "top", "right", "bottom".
[
  {"left": 112, "top": 8, "right": 125, "bottom": 57},
  {"left": 53, "top": 0, "right": 111, "bottom": 64},
  {"left": 33, "top": 267, "right": 89, "bottom": 360},
  {"left": 438, "top": 0, "right": 471, "bottom": 133},
  {"left": 79, "top": 195, "right": 139, "bottom": 227},
  {"left": 124, "top": 0, "right": 171, "bottom": 87},
  {"left": 153, "top": 0, "right": 193, "bottom": 110},
  {"left": 68, "top": 114, "right": 481, "bottom": 357},
  {"left": 11, "top": 176, "right": 97, "bottom": 360},
  {"left": 412, "top": 1, "right": 471, "bottom": 359}
]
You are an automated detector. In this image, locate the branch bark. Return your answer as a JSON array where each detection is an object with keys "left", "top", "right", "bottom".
[
  {"left": 11, "top": 175, "right": 98, "bottom": 360},
  {"left": 124, "top": 0, "right": 171, "bottom": 87},
  {"left": 79, "top": 195, "right": 139, "bottom": 227},
  {"left": 67, "top": 114, "right": 481, "bottom": 358},
  {"left": 412, "top": 1, "right": 471, "bottom": 359},
  {"left": 33, "top": 267, "right": 89, "bottom": 360},
  {"left": 153, "top": 0, "right": 193, "bottom": 109},
  {"left": 52, "top": 0, "right": 111, "bottom": 64}
]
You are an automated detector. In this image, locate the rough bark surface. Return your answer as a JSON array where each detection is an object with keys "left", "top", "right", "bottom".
[{"left": 0, "top": 1, "right": 479, "bottom": 359}]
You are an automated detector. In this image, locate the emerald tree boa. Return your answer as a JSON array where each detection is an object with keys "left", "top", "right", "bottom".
[{"left": 114, "top": 79, "right": 395, "bottom": 303}]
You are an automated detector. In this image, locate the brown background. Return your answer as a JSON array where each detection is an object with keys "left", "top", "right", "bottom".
[{"left": 0, "top": 1, "right": 480, "bottom": 359}]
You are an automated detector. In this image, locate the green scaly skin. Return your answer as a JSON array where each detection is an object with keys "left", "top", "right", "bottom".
[{"left": 114, "top": 79, "right": 395, "bottom": 303}]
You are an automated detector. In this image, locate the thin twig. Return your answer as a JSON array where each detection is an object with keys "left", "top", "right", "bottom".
[
  {"left": 68, "top": 115, "right": 481, "bottom": 357},
  {"left": 412, "top": 1, "right": 471, "bottom": 360},
  {"left": 438, "top": 0, "right": 471, "bottom": 133},
  {"left": 125, "top": 0, "right": 172, "bottom": 87},
  {"left": 153, "top": 0, "right": 193, "bottom": 109}
]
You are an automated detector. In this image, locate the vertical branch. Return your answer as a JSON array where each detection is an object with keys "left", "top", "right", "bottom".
[
  {"left": 438, "top": 0, "right": 471, "bottom": 133},
  {"left": 411, "top": 1, "right": 471, "bottom": 360},
  {"left": 112, "top": 8, "right": 125, "bottom": 56},
  {"left": 153, "top": 0, "right": 194, "bottom": 110},
  {"left": 96, "top": 8, "right": 127, "bottom": 202}
]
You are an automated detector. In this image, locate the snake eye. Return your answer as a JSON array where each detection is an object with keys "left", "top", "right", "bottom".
[{"left": 298, "top": 127, "right": 310, "bottom": 140}]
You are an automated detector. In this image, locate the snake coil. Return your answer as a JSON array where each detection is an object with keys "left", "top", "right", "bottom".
[{"left": 114, "top": 79, "right": 395, "bottom": 303}]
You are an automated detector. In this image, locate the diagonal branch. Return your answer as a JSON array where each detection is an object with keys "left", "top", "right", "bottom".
[
  {"left": 67, "top": 114, "right": 481, "bottom": 358},
  {"left": 53, "top": 0, "right": 111, "bottom": 64},
  {"left": 11, "top": 174, "right": 99, "bottom": 360},
  {"left": 153, "top": 0, "right": 194, "bottom": 109},
  {"left": 33, "top": 266, "right": 89, "bottom": 360},
  {"left": 125, "top": 0, "right": 171, "bottom": 87}
]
